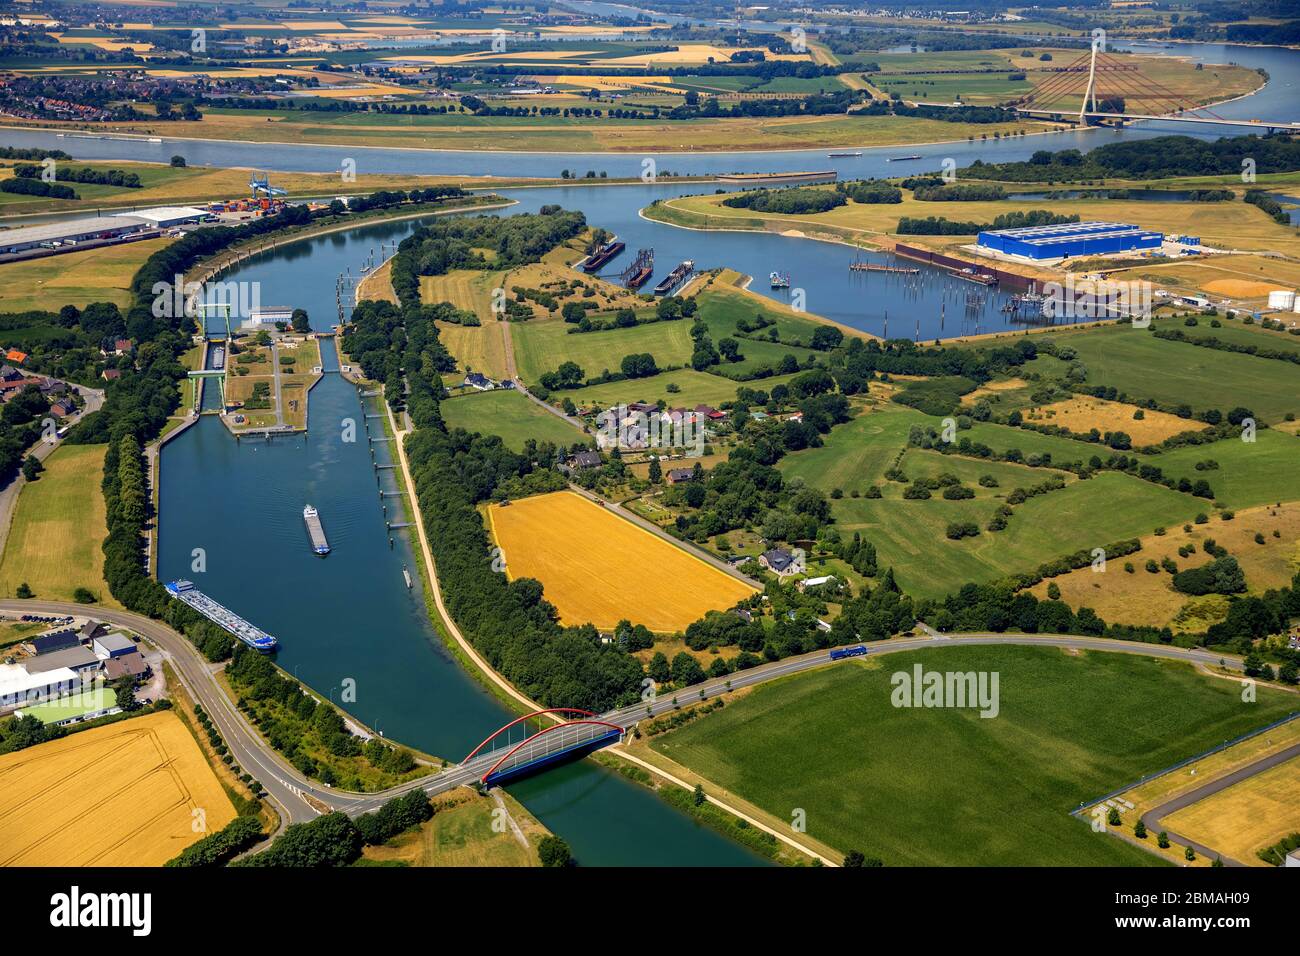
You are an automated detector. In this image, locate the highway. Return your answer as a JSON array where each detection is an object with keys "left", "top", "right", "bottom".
[{"left": 0, "top": 598, "right": 1254, "bottom": 833}]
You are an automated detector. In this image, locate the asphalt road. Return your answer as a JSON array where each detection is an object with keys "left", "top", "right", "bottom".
[
  {"left": 1, "top": 598, "right": 1254, "bottom": 834},
  {"left": 1139, "top": 739, "right": 1300, "bottom": 867}
]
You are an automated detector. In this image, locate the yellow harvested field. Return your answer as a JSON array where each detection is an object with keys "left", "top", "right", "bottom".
[
  {"left": 602, "top": 45, "right": 810, "bottom": 66},
  {"left": 487, "top": 491, "right": 755, "bottom": 632},
  {"left": 0, "top": 711, "right": 237, "bottom": 866},
  {"left": 1163, "top": 756, "right": 1300, "bottom": 865},
  {"left": 1201, "top": 277, "right": 1285, "bottom": 298},
  {"left": 1030, "top": 502, "right": 1300, "bottom": 627},
  {"left": 1024, "top": 396, "right": 1198, "bottom": 445}
]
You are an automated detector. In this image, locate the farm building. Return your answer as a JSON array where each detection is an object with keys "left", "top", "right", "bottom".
[{"left": 977, "top": 221, "right": 1163, "bottom": 261}]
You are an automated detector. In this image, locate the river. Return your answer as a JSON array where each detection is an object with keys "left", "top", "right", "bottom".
[{"left": 61, "top": 32, "right": 1300, "bottom": 865}]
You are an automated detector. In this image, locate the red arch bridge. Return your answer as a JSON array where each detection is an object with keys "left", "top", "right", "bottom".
[{"left": 462, "top": 709, "right": 627, "bottom": 788}]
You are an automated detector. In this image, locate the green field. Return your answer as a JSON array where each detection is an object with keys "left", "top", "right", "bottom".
[
  {"left": 0, "top": 443, "right": 116, "bottom": 606},
  {"left": 831, "top": 471, "right": 1198, "bottom": 597},
  {"left": 562, "top": 367, "right": 798, "bottom": 411},
  {"left": 510, "top": 291, "right": 826, "bottom": 386},
  {"left": 1135, "top": 429, "right": 1300, "bottom": 511},
  {"left": 440, "top": 388, "right": 585, "bottom": 450},
  {"left": 1022, "top": 326, "right": 1300, "bottom": 424},
  {"left": 779, "top": 404, "right": 928, "bottom": 493},
  {"left": 652, "top": 645, "right": 1298, "bottom": 866}
]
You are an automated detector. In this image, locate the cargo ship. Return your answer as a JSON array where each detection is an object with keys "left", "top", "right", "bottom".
[
  {"left": 828, "top": 151, "right": 863, "bottom": 158},
  {"left": 716, "top": 170, "right": 837, "bottom": 185},
  {"left": 888, "top": 154, "right": 923, "bottom": 162},
  {"left": 581, "top": 239, "right": 625, "bottom": 273},
  {"left": 653, "top": 259, "right": 694, "bottom": 296},
  {"left": 211, "top": 346, "right": 225, "bottom": 369},
  {"left": 303, "top": 504, "right": 331, "bottom": 555},
  {"left": 165, "top": 580, "right": 278, "bottom": 653},
  {"left": 770, "top": 271, "right": 791, "bottom": 289},
  {"left": 621, "top": 248, "right": 655, "bottom": 289}
]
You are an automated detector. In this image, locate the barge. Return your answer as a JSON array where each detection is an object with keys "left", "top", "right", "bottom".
[
  {"left": 653, "top": 259, "right": 694, "bottom": 296},
  {"left": 581, "top": 239, "right": 625, "bottom": 273},
  {"left": 303, "top": 504, "right": 331, "bottom": 555},
  {"left": 621, "top": 248, "right": 655, "bottom": 289}
]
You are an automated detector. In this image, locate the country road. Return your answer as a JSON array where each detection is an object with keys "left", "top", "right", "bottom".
[{"left": 0, "top": 598, "right": 1254, "bottom": 833}]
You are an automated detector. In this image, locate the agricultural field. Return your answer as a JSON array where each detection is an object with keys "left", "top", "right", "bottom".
[
  {"left": 0, "top": 160, "right": 498, "bottom": 215},
  {"left": 510, "top": 279, "right": 844, "bottom": 389},
  {"left": 0, "top": 711, "right": 237, "bottom": 866},
  {"left": 650, "top": 644, "right": 1298, "bottom": 866},
  {"left": 1162, "top": 756, "right": 1300, "bottom": 866},
  {"left": 564, "top": 367, "right": 794, "bottom": 411},
  {"left": 1023, "top": 396, "right": 1202, "bottom": 446},
  {"left": 0, "top": 443, "right": 117, "bottom": 607},
  {"left": 440, "top": 389, "right": 584, "bottom": 451},
  {"left": 832, "top": 471, "right": 1199, "bottom": 598},
  {"left": 486, "top": 490, "right": 754, "bottom": 632},
  {"left": 1029, "top": 502, "right": 1300, "bottom": 628},
  {"left": 0, "top": 237, "right": 168, "bottom": 313},
  {"left": 1135, "top": 429, "right": 1300, "bottom": 511},
  {"left": 1022, "top": 325, "right": 1300, "bottom": 424}
]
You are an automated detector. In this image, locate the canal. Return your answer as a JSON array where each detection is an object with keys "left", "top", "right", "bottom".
[
  {"left": 70, "top": 32, "right": 1300, "bottom": 864},
  {"left": 158, "top": 216, "right": 768, "bottom": 866}
]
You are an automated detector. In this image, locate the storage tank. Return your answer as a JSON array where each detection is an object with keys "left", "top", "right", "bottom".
[{"left": 1267, "top": 289, "right": 1296, "bottom": 310}]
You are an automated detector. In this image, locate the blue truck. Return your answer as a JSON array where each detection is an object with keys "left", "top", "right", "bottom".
[{"left": 829, "top": 644, "right": 868, "bottom": 661}]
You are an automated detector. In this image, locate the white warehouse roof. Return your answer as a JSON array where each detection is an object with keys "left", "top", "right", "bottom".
[{"left": 130, "top": 206, "right": 210, "bottom": 225}]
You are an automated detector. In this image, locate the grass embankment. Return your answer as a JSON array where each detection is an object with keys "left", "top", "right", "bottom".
[
  {"left": 650, "top": 645, "right": 1298, "bottom": 866},
  {"left": 16, "top": 104, "right": 1045, "bottom": 153},
  {"left": 0, "top": 443, "right": 119, "bottom": 607},
  {"left": 359, "top": 790, "right": 550, "bottom": 866}
]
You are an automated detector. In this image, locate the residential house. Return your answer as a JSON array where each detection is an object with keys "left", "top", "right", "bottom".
[
  {"left": 567, "top": 449, "right": 603, "bottom": 470},
  {"left": 104, "top": 651, "right": 149, "bottom": 682},
  {"left": 665, "top": 467, "right": 695, "bottom": 484},
  {"left": 101, "top": 369, "right": 122, "bottom": 382},
  {"left": 80, "top": 620, "right": 109, "bottom": 642},
  {"left": 0, "top": 364, "right": 23, "bottom": 382},
  {"left": 50, "top": 398, "right": 76, "bottom": 418},
  {"left": 113, "top": 339, "right": 132, "bottom": 355},
  {"left": 760, "top": 547, "right": 806, "bottom": 578},
  {"left": 463, "top": 371, "right": 497, "bottom": 391},
  {"left": 4, "top": 348, "right": 27, "bottom": 365}
]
